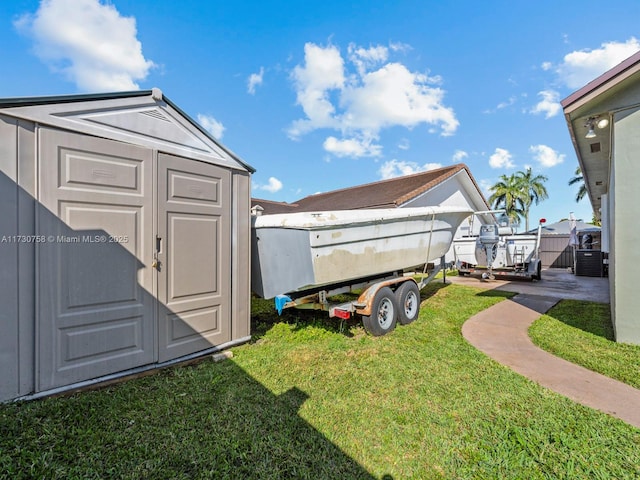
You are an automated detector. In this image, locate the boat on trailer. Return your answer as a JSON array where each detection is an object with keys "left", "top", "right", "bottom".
[
  {"left": 453, "top": 219, "right": 545, "bottom": 280},
  {"left": 251, "top": 206, "right": 473, "bottom": 335}
]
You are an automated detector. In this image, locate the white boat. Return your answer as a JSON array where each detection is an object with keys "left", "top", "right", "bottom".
[
  {"left": 453, "top": 232, "right": 539, "bottom": 269},
  {"left": 453, "top": 223, "right": 543, "bottom": 279},
  {"left": 251, "top": 206, "right": 473, "bottom": 299}
]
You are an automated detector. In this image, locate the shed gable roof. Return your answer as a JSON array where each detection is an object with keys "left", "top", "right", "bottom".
[{"left": 0, "top": 88, "right": 254, "bottom": 173}]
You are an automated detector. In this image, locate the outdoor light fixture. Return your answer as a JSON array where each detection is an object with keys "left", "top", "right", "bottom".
[
  {"left": 584, "top": 115, "right": 610, "bottom": 138},
  {"left": 585, "top": 118, "right": 597, "bottom": 138}
]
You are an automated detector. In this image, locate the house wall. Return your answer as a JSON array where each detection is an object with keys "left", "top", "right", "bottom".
[
  {"left": 402, "top": 173, "right": 484, "bottom": 237},
  {"left": 611, "top": 106, "right": 640, "bottom": 344},
  {"left": 401, "top": 172, "right": 487, "bottom": 264}
]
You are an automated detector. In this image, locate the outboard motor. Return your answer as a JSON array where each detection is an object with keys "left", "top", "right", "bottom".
[{"left": 476, "top": 224, "right": 499, "bottom": 279}]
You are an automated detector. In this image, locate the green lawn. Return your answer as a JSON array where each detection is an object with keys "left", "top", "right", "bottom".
[
  {"left": 530, "top": 299, "right": 640, "bottom": 390},
  {"left": 1, "top": 283, "right": 638, "bottom": 479}
]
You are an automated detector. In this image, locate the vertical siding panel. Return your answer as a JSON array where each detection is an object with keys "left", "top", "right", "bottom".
[
  {"left": 232, "top": 172, "right": 251, "bottom": 340},
  {"left": 0, "top": 115, "right": 19, "bottom": 400},
  {"left": 17, "top": 120, "right": 36, "bottom": 396}
]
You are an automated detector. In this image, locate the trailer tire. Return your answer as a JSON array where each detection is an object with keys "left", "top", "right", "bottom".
[
  {"left": 533, "top": 262, "right": 542, "bottom": 281},
  {"left": 362, "top": 287, "right": 398, "bottom": 336},
  {"left": 395, "top": 281, "right": 420, "bottom": 325}
]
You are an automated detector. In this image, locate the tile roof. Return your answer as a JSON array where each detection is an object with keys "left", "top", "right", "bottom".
[
  {"left": 294, "top": 164, "right": 474, "bottom": 211},
  {"left": 251, "top": 164, "right": 486, "bottom": 215},
  {"left": 250, "top": 198, "right": 300, "bottom": 214}
]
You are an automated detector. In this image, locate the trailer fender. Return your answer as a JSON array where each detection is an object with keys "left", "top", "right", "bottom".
[{"left": 355, "top": 277, "right": 415, "bottom": 317}]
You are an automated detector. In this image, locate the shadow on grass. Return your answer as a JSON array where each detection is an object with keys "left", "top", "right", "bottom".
[
  {"left": 420, "top": 279, "right": 515, "bottom": 301},
  {"left": 545, "top": 300, "right": 615, "bottom": 341},
  {"left": 0, "top": 359, "right": 380, "bottom": 479}
]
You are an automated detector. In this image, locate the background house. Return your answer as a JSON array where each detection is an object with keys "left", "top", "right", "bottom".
[
  {"left": 562, "top": 50, "right": 640, "bottom": 344},
  {"left": 0, "top": 89, "right": 254, "bottom": 401},
  {"left": 253, "top": 163, "right": 492, "bottom": 241}
]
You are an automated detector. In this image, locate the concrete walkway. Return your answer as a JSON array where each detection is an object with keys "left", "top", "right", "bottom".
[{"left": 461, "top": 292, "right": 640, "bottom": 428}]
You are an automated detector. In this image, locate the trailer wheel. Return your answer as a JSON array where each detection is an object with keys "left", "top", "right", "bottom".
[
  {"left": 362, "top": 287, "right": 397, "bottom": 336},
  {"left": 533, "top": 262, "right": 542, "bottom": 281},
  {"left": 395, "top": 281, "right": 420, "bottom": 325}
]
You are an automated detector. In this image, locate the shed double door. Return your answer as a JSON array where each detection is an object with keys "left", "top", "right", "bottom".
[
  {"left": 37, "top": 129, "right": 230, "bottom": 391},
  {"left": 156, "top": 153, "right": 231, "bottom": 363}
]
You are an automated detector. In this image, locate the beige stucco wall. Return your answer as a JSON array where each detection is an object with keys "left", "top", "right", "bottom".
[{"left": 611, "top": 107, "right": 640, "bottom": 343}]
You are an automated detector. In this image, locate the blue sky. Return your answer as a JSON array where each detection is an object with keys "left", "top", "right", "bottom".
[{"left": 2, "top": 0, "right": 639, "bottom": 225}]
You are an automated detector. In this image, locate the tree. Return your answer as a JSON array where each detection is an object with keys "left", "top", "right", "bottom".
[
  {"left": 488, "top": 173, "right": 526, "bottom": 228},
  {"left": 568, "top": 166, "right": 588, "bottom": 203},
  {"left": 517, "top": 167, "right": 548, "bottom": 232}
]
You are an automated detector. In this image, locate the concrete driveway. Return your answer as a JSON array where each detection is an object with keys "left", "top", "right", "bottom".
[{"left": 445, "top": 267, "right": 610, "bottom": 304}]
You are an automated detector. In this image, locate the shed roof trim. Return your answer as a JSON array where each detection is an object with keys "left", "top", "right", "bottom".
[{"left": 0, "top": 89, "right": 255, "bottom": 173}]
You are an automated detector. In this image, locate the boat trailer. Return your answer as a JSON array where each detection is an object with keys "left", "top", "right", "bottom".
[{"left": 273, "top": 259, "right": 445, "bottom": 336}]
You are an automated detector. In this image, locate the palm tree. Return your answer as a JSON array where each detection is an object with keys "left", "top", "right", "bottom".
[
  {"left": 517, "top": 167, "right": 548, "bottom": 231},
  {"left": 488, "top": 173, "right": 526, "bottom": 228},
  {"left": 568, "top": 166, "right": 588, "bottom": 202}
]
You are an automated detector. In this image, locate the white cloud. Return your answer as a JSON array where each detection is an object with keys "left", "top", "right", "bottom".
[
  {"left": 478, "top": 179, "right": 493, "bottom": 197},
  {"left": 254, "top": 177, "right": 283, "bottom": 193},
  {"left": 389, "top": 42, "right": 412, "bottom": 53},
  {"left": 340, "top": 62, "right": 457, "bottom": 133},
  {"left": 398, "top": 138, "right": 410, "bottom": 150},
  {"left": 197, "top": 114, "right": 225, "bottom": 139},
  {"left": 288, "top": 42, "right": 458, "bottom": 158},
  {"left": 452, "top": 149, "right": 468, "bottom": 163},
  {"left": 288, "top": 43, "right": 345, "bottom": 137},
  {"left": 489, "top": 148, "right": 514, "bottom": 169},
  {"left": 496, "top": 96, "right": 517, "bottom": 110},
  {"left": 15, "top": 0, "right": 154, "bottom": 92},
  {"left": 555, "top": 37, "right": 640, "bottom": 89},
  {"left": 323, "top": 135, "right": 382, "bottom": 158},
  {"left": 247, "top": 67, "right": 264, "bottom": 95},
  {"left": 348, "top": 43, "right": 389, "bottom": 76},
  {"left": 378, "top": 159, "right": 442, "bottom": 180},
  {"left": 530, "top": 90, "right": 561, "bottom": 119},
  {"left": 530, "top": 144, "right": 565, "bottom": 167},
  {"left": 423, "top": 162, "right": 443, "bottom": 171},
  {"left": 487, "top": 96, "right": 518, "bottom": 113}
]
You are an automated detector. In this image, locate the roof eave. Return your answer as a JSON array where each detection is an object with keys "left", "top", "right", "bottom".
[{"left": 561, "top": 50, "right": 640, "bottom": 113}]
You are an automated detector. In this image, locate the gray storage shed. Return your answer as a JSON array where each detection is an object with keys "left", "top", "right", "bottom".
[{"left": 0, "top": 88, "right": 254, "bottom": 401}]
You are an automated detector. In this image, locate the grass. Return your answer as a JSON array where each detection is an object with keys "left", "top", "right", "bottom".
[
  {"left": 529, "top": 299, "right": 640, "bottom": 390},
  {"left": 1, "top": 283, "right": 639, "bottom": 479}
]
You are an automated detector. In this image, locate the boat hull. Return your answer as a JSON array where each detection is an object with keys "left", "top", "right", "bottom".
[{"left": 252, "top": 207, "right": 473, "bottom": 299}]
